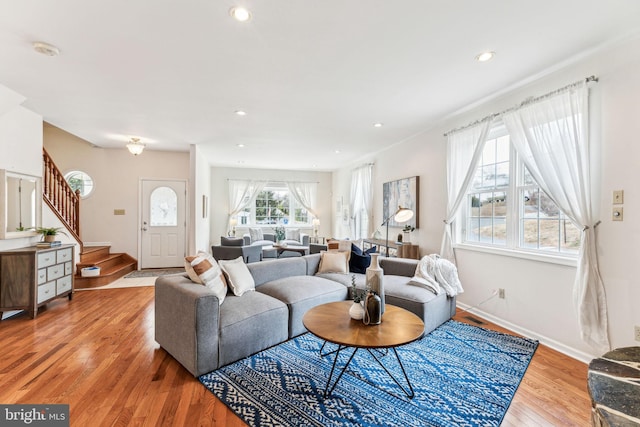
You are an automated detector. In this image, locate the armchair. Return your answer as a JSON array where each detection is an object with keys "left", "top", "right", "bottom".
[{"left": 211, "top": 236, "right": 262, "bottom": 263}]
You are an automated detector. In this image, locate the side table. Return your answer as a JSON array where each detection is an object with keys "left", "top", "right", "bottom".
[{"left": 587, "top": 346, "right": 640, "bottom": 426}]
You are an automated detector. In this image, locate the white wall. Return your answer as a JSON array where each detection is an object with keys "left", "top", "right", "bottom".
[
  {"left": 334, "top": 35, "right": 640, "bottom": 361},
  {"left": 190, "top": 145, "right": 211, "bottom": 253},
  {"left": 0, "top": 89, "right": 43, "bottom": 252},
  {"left": 43, "top": 124, "right": 190, "bottom": 258},
  {"left": 210, "top": 167, "right": 333, "bottom": 245}
]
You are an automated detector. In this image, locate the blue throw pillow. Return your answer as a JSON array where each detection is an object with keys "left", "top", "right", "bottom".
[
  {"left": 349, "top": 251, "right": 371, "bottom": 274},
  {"left": 364, "top": 246, "right": 377, "bottom": 255},
  {"left": 351, "top": 243, "right": 363, "bottom": 256}
]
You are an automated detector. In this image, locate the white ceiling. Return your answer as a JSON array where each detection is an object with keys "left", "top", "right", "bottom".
[{"left": 2, "top": 1, "right": 640, "bottom": 171}]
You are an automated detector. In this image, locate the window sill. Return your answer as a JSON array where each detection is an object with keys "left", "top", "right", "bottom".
[{"left": 453, "top": 243, "right": 578, "bottom": 267}]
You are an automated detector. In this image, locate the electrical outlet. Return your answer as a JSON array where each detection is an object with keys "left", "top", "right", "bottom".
[
  {"left": 635, "top": 325, "right": 640, "bottom": 342},
  {"left": 498, "top": 288, "right": 505, "bottom": 299}
]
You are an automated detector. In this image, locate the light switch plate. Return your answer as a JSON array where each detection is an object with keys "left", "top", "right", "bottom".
[
  {"left": 613, "top": 190, "right": 624, "bottom": 204},
  {"left": 114, "top": 209, "right": 125, "bottom": 215},
  {"left": 612, "top": 206, "right": 623, "bottom": 221}
]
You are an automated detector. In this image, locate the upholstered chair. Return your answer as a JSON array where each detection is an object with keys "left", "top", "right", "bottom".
[{"left": 211, "top": 236, "right": 262, "bottom": 263}]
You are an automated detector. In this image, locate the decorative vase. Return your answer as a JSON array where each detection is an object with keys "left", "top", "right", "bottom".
[
  {"left": 349, "top": 301, "right": 364, "bottom": 320},
  {"left": 365, "top": 253, "right": 385, "bottom": 315},
  {"left": 403, "top": 231, "right": 411, "bottom": 243},
  {"left": 44, "top": 235, "right": 56, "bottom": 243},
  {"left": 363, "top": 290, "right": 381, "bottom": 325}
]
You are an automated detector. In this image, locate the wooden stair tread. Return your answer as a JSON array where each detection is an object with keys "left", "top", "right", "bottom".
[{"left": 75, "top": 246, "right": 137, "bottom": 289}]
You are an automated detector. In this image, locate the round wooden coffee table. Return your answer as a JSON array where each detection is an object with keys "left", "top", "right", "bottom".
[{"left": 303, "top": 300, "right": 424, "bottom": 398}]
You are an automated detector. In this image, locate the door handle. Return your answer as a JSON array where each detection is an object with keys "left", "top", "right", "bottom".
[{"left": 142, "top": 220, "right": 148, "bottom": 231}]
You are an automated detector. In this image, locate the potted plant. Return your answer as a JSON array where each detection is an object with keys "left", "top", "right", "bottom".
[
  {"left": 274, "top": 226, "right": 286, "bottom": 244},
  {"left": 35, "top": 226, "right": 68, "bottom": 242},
  {"left": 402, "top": 224, "right": 415, "bottom": 243}
]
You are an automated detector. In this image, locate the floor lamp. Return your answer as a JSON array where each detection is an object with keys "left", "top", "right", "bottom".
[{"left": 381, "top": 206, "right": 414, "bottom": 257}]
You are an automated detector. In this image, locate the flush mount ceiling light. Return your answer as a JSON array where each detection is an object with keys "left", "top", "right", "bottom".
[
  {"left": 33, "top": 41, "right": 60, "bottom": 57},
  {"left": 235, "top": 110, "right": 247, "bottom": 116},
  {"left": 229, "top": 6, "right": 252, "bottom": 22},
  {"left": 237, "top": 144, "right": 245, "bottom": 148},
  {"left": 126, "top": 137, "right": 145, "bottom": 156},
  {"left": 373, "top": 123, "right": 384, "bottom": 128},
  {"left": 475, "top": 51, "right": 496, "bottom": 62}
]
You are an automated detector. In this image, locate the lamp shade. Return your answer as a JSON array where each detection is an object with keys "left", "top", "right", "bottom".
[
  {"left": 229, "top": 218, "right": 238, "bottom": 226},
  {"left": 393, "top": 207, "right": 414, "bottom": 223},
  {"left": 312, "top": 218, "right": 320, "bottom": 226}
]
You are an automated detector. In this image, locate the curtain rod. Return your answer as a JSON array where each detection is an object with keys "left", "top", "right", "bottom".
[
  {"left": 444, "top": 75, "right": 599, "bottom": 137},
  {"left": 226, "top": 179, "right": 319, "bottom": 184}
]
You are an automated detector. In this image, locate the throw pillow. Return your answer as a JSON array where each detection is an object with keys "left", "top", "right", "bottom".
[
  {"left": 184, "top": 251, "right": 228, "bottom": 305},
  {"left": 285, "top": 228, "right": 300, "bottom": 242},
  {"left": 349, "top": 251, "right": 371, "bottom": 274},
  {"left": 351, "top": 243, "right": 363, "bottom": 256},
  {"left": 249, "top": 228, "right": 263, "bottom": 243},
  {"left": 318, "top": 251, "right": 349, "bottom": 274},
  {"left": 218, "top": 256, "right": 256, "bottom": 296}
]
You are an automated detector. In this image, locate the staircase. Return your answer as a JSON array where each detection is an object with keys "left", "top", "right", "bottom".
[
  {"left": 74, "top": 246, "right": 137, "bottom": 289},
  {"left": 43, "top": 149, "right": 139, "bottom": 288}
]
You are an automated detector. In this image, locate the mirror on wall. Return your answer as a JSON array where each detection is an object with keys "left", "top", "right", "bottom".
[{"left": 0, "top": 169, "right": 41, "bottom": 239}]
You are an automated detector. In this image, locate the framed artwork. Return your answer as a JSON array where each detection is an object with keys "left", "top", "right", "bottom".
[{"left": 383, "top": 176, "right": 419, "bottom": 228}]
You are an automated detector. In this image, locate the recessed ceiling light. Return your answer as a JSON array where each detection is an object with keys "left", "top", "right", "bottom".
[
  {"left": 373, "top": 123, "right": 383, "bottom": 128},
  {"left": 475, "top": 51, "right": 495, "bottom": 62},
  {"left": 229, "top": 7, "right": 251, "bottom": 22},
  {"left": 334, "top": 150, "right": 341, "bottom": 154},
  {"left": 235, "top": 110, "right": 246, "bottom": 116},
  {"left": 237, "top": 144, "right": 245, "bottom": 148},
  {"left": 33, "top": 41, "right": 60, "bottom": 57}
]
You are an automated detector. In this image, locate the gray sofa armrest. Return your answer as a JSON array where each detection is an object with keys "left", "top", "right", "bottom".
[
  {"left": 155, "top": 274, "right": 220, "bottom": 376},
  {"left": 300, "top": 233, "right": 310, "bottom": 245},
  {"left": 242, "top": 234, "right": 251, "bottom": 245}
]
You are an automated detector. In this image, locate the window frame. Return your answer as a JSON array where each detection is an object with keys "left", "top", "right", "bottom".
[
  {"left": 454, "top": 123, "right": 579, "bottom": 267},
  {"left": 235, "top": 182, "right": 312, "bottom": 228}
]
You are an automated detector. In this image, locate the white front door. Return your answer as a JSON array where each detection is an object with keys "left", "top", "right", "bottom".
[{"left": 140, "top": 179, "right": 186, "bottom": 268}]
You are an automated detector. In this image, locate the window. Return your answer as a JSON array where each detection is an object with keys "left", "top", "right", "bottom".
[
  {"left": 64, "top": 170, "right": 94, "bottom": 198},
  {"left": 150, "top": 186, "right": 178, "bottom": 226},
  {"left": 460, "top": 125, "right": 580, "bottom": 255},
  {"left": 235, "top": 182, "right": 310, "bottom": 226}
]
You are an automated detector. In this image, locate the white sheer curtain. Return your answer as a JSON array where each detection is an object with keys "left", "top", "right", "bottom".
[
  {"left": 350, "top": 164, "right": 373, "bottom": 240},
  {"left": 286, "top": 182, "right": 318, "bottom": 219},
  {"left": 227, "top": 179, "right": 266, "bottom": 228},
  {"left": 440, "top": 120, "right": 493, "bottom": 263},
  {"left": 503, "top": 82, "right": 609, "bottom": 351}
]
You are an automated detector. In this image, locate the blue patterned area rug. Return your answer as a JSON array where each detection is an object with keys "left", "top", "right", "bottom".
[{"left": 199, "top": 320, "right": 538, "bottom": 427}]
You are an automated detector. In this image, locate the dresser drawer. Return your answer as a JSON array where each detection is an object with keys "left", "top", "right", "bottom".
[
  {"left": 37, "top": 268, "right": 47, "bottom": 285},
  {"left": 64, "top": 261, "right": 72, "bottom": 275},
  {"left": 56, "top": 248, "right": 73, "bottom": 264},
  {"left": 57, "top": 275, "right": 72, "bottom": 295},
  {"left": 47, "top": 264, "right": 64, "bottom": 281},
  {"left": 37, "top": 251, "right": 56, "bottom": 268},
  {"left": 37, "top": 282, "right": 56, "bottom": 304}
]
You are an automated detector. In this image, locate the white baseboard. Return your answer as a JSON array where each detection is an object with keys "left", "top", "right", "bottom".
[{"left": 456, "top": 302, "right": 596, "bottom": 364}]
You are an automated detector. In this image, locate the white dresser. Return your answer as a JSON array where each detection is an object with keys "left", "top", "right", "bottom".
[{"left": 0, "top": 244, "right": 75, "bottom": 319}]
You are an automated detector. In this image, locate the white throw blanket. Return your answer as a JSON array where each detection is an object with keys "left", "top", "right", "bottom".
[{"left": 409, "top": 254, "right": 464, "bottom": 297}]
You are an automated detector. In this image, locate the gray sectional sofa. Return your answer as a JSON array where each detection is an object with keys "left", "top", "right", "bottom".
[{"left": 155, "top": 253, "right": 456, "bottom": 377}]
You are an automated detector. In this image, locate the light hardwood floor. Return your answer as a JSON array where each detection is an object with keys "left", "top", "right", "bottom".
[{"left": 0, "top": 287, "right": 591, "bottom": 426}]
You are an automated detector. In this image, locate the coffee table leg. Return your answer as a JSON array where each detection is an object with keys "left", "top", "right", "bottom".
[
  {"left": 366, "top": 347, "right": 415, "bottom": 399},
  {"left": 323, "top": 345, "right": 358, "bottom": 398}
]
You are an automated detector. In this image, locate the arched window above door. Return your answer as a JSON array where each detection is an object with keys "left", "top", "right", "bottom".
[{"left": 150, "top": 186, "right": 177, "bottom": 226}]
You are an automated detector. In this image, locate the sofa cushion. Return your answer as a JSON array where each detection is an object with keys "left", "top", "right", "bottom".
[
  {"left": 318, "top": 251, "right": 349, "bottom": 274},
  {"left": 257, "top": 276, "right": 348, "bottom": 337},
  {"left": 252, "top": 239, "right": 274, "bottom": 247},
  {"left": 184, "top": 251, "right": 228, "bottom": 304},
  {"left": 219, "top": 256, "right": 256, "bottom": 296},
  {"left": 285, "top": 228, "right": 300, "bottom": 241},
  {"left": 218, "top": 291, "right": 288, "bottom": 367},
  {"left": 249, "top": 228, "right": 264, "bottom": 242}
]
